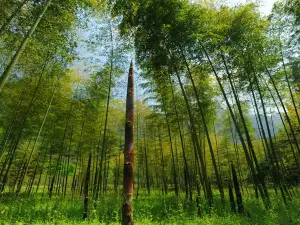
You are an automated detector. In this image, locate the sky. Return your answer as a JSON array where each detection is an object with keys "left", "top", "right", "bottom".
[{"left": 228, "top": 0, "right": 275, "bottom": 15}]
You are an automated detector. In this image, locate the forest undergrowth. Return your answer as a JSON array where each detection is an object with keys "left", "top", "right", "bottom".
[{"left": 0, "top": 189, "right": 299, "bottom": 225}]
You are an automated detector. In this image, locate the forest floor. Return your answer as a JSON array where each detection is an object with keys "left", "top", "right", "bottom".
[{"left": 0, "top": 189, "right": 299, "bottom": 225}]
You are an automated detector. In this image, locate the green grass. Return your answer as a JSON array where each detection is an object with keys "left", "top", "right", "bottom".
[{"left": 0, "top": 189, "right": 300, "bottom": 224}]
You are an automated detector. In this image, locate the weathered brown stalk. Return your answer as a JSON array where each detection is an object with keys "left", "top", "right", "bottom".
[{"left": 122, "top": 61, "right": 134, "bottom": 225}]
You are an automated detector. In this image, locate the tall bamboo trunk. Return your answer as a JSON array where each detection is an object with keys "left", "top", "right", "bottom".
[
  {"left": 35, "top": 147, "right": 48, "bottom": 194},
  {"left": 83, "top": 152, "right": 92, "bottom": 219},
  {"left": 0, "top": 0, "right": 52, "bottom": 91},
  {"left": 194, "top": 152, "right": 202, "bottom": 217},
  {"left": 93, "top": 130, "right": 102, "bottom": 198},
  {"left": 11, "top": 155, "right": 26, "bottom": 193},
  {"left": 104, "top": 151, "right": 110, "bottom": 193},
  {"left": 248, "top": 74, "right": 272, "bottom": 161},
  {"left": 0, "top": 0, "right": 29, "bottom": 36},
  {"left": 0, "top": 61, "right": 46, "bottom": 191},
  {"left": 201, "top": 49, "right": 269, "bottom": 208},
  {"left": 135, "top": 103, "right": 140, "bottom": 199},
  {"left": 262, "top": 63, "right": 300, "bottom": 155},
  {"left": 64, "top": 126, "right": 74, "bottom": 197},
  {"left": 174, "top": 69, "right": 212, "bottom": 203},
  {"left": 260, "top": 76, "right": 300, "bottom": 168},
  {"left": 0, "top": 124, "right": 13, "bottom": 158},
  {"left": 230, "top": 121, "right": 248, "bottom": 194},
  {"left": 27, "top": 151, "right": 42, "bottom": 196},
  {"left": 158, "top": 126, "right": 168, "bottom": 195},
  {"left": 229, "top": 182, "right": 236, "bottom": 212},
  {"left": 180, "top": 48, "right": 224, "bottom": 203},
  {"left": 49, "top": 101, "right": 73, "bottom": 199},
  {"left": 169, "top": 75, "right": 191, "bottom": 200},
  {"left": 213, "top": 122, "right": 222, "bottom": 179},
  {"left": 16, "top": 84, "right": 56, "bottom": 195},
  {"left": 252, "top": 73, "right": 289, "bottom": 202},
  {"left": 232, "top": 163, "right": 244, "bottom": 214},
  {"left": 143, "top": 131, "right": 150, "bottom": 195},
  {"left": 0, "top": 82, "right": 31, "bottom": 161},
  {"left": 42, "top": 146, "right": 53, "bottom": 196},
  {"left": 122, "top": 61, "right": 134, "bottom": 225},
  {"left": 163, "top": 106, "right": 178, "bottom": 196},
  {"left": 280, "top": 49, "right": 300, "bottom": 126}
]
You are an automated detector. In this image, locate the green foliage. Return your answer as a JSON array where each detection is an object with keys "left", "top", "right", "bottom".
[
  {"left": 1, "top": 0, "right": 300, "bottom": 224},
  {"left": 0, "top": 189, "right": 300, "bottom": 224}
]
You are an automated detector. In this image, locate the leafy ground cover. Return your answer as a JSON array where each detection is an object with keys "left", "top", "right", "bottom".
[{"left": 0, "top": 189, "right": 299, "bottom": 225}]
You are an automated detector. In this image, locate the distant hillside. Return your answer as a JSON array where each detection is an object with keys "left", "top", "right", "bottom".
[
  {"left": 249, "top": 114, "right": 282, "bottom": 139},
  {"left": 216, "top": 111, "right": 282, "bottom": 139}
]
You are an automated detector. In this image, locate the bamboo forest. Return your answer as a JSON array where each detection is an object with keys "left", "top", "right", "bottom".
[{"left": 1, "top": 0, "right": 300, "bottom": 224}]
